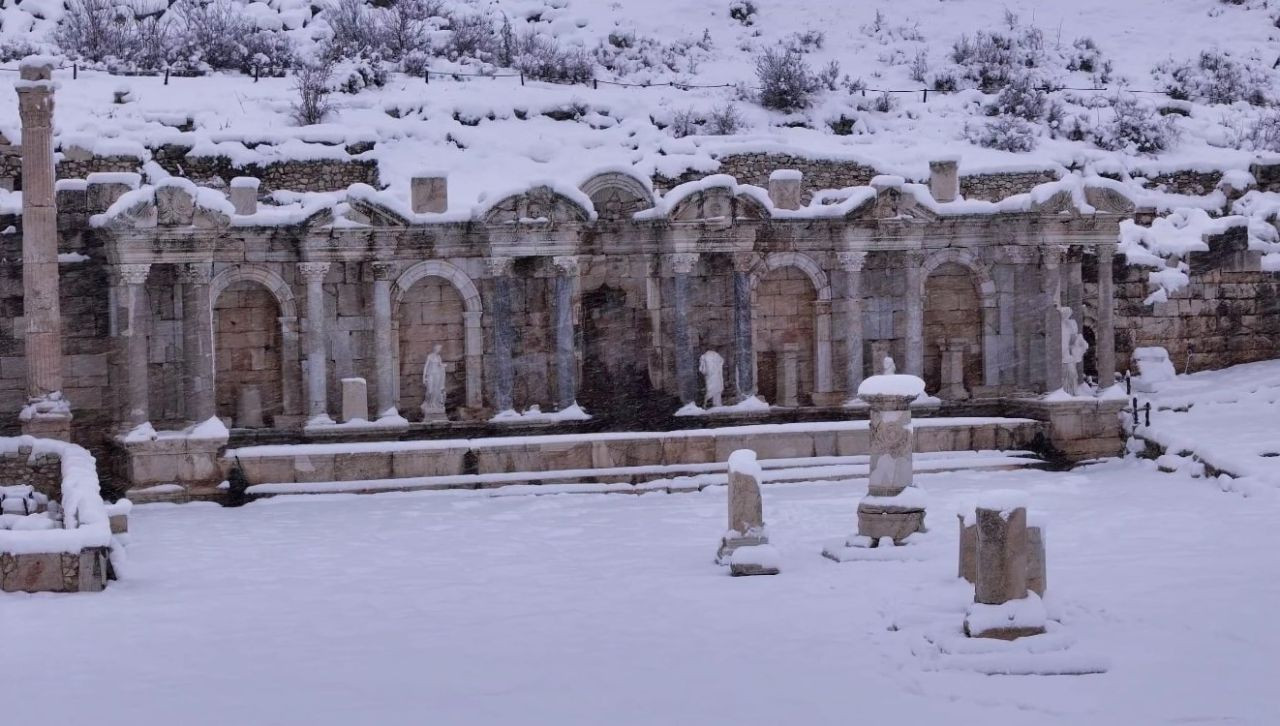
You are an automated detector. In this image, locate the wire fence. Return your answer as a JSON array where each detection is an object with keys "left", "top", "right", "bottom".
[{"left": 0, "top": 60, "right": 1204, "bottom": 103}]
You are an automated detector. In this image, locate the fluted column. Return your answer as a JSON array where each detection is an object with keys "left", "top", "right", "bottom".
[
  {"left": 370, "top": 261, "right": 397, "bottom": 419},
  {"left": 1041, "top": 246, "right": 1064, "bottom": 392},
  {"left": 904, "top": 251, "right": 925, "bottom": 378},
  {"left": 486, "top": 257, "right": 515, "bottom": 412},
  {"left": 117, "top": 264, "right": 151, "bottom": 429},
  {"left": 838, "top": 251, "right": 867, "bottom": 399},
  {"left": 670, "top": 253, "right": 698, "bottom": 403},
  {"left": 178, "top": 262, "right": 216, "bottom": 423},
  {"left": 731, "top": 252, "right": 756, "bottom": 401},
  {"left": 299, "top": 262, "right": 332, "bottom": 424},
  {"left": 552, "top": 256, "right": 579, "bottom": 410},
  {"left": 1096, "top": 243, "right": 1117, "bottom": 388},
  {"left": 16, "top": 58, "right": 68, "bottom": 438}
]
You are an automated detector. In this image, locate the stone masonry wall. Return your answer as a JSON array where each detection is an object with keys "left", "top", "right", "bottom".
[
  {"left": 397, "top": 277, "right": 467, "bottom": 417},
  {"left": 0, "top": 445, "right": 61, "bottom": 499},
  {"left": 959, "top": 170, "right": 1060, "bottom": 202}
]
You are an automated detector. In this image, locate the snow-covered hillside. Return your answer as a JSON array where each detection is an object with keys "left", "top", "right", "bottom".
[{"left": 1, "top": 0, "right": 1279, "bottom": 207}]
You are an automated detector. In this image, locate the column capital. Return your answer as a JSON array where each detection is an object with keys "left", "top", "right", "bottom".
[
  {"left": 836, "top": 251, "right": 867, "bottom": 272},
  {"left": 1096, "top": 241, "right": 1117, "bottom": 260},
  {"left": 1040, "top": 244, "right": 1066, "bottom": 267},
  {"left": 298, "top": 261, "right": 331, "bottom": 282},
  {"left": 176, "top": 261, "right": 212, "bottom": 284},
  {"left": 369, "top": 260, "right": 398, "bottom": 281},
  {"left": 552, "top": 255, "right": 580, "bottom": 276},
  {"left": 116, "top": 263, "right": 152, "bottom": 286},
  {"left": 485, "top": 256, "right": 514, "bottom": 277},
  {"left": 669, "top": 252, "right": 699, "bottom": 275},
  {"left": 731, "top": 251, "right": 756, "bottom": 274},
  {"left": 904, "top": 249, "right": 925, "bottom": 268}
]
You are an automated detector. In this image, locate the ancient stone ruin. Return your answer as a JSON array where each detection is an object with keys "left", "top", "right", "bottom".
[
  {"left": 716, "top": 448, "right": 779, "bottom": 576},
  {"left": 960, "top": 492, "right": 1048, "bottom": 640}
]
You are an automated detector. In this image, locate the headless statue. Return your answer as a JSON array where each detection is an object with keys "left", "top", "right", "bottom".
[{"left": 699, "top": 350, "right": 725, "bottom": 408}]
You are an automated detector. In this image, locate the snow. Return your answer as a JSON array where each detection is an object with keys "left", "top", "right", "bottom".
[
  {"left": 965, "top": 593, "right": 1049, "bottom": 635},
  {"left": 1, "top": 458, "right": 1274, "bottom": 723},
  {"left": 858, "top": 374, "right": 927, "bottom": 398},
  {"left": 727, "top": 448, "right": 761, "bottom": 479},
  {"left": 1132, "top": 346, "right": 1177, "bottom": 392},
  {"left": 0, "top": 435, "right": 110, "bottom": 555},
  {"left": 729, "top": 543, "right": 781, "bottom": 569},
  {"left": 490, "top": 403, "right": 592, "bottom": 423}
]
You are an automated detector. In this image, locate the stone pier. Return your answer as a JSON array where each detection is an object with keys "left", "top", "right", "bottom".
[
  {"left": 963, "top": 494, "right": 1048, "bottom": 640},
  {"left": 716, "top": 449, "right": 779, "bottom": 576},
  {"left": 731, "top": 253, "right": 756, "bottom": 401},
  {"left": 838, "top": 251, "right": 867, "bottom": 400},
  {"left": 856, "top": 374, "right": 927, "bottom": 544},
  {"left": 671, "top": 253, "right": 698, "bottom": 404},
  {"left": 370, "top": 262, "right": 397, "bottom": 420},
  {"left": 299, "top": 262, "right": 332, "bottom": 425},
  {"left": 553, "top": 256, "right": 579, "bottom": 410},
  {"left": 179, "top": 262, "right": 216, "bottom": 423},
  {"left": 487, "top": 257, "right": 516, "bottom": 413},
  {"left": 16, "top": 57, "right": 70, "bottom": 439}
]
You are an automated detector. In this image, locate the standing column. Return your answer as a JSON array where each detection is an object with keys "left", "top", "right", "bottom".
[
  {"left": 117, "top": 264, "right": 152, "bottom": 430},
  {"left": 670, "top": 253, "right": 699, "bottom": 404},
  {"left": 16, "top": 58, "right": 69, "bottom": 438},
  {"left": 904, "top": 252, "right": 925, "bottom": 378},
  {"left": 1041, "top": 247, "right": 1064, "bottom": 392},
  {"left": 731, "top": 252, "right": 756, "bottom": 401},
  {"left": 299, "top": 262, "right": 332, "bottom": 424},
  {"left": 486, "top": 257, "right": 515, "bottom": 412},
  {"left": 369, "top": 261, "right": 397, "bottom": 419},
  {"left": 552, "top": 256, "right": 579, "bottom": 410},
  {"left": 178, "top": 262, "right": 216, "bottom": 423},
  {"left": 1095, "top": 243, "right": 1117, "bottom": 388},
  {"left": 837, "top": 251, "right": 867, "bottom": 399}
]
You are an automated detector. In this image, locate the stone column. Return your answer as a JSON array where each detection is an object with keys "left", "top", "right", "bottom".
[
  {"left": 369, "top": 261, "right": 397, "bottom": 420},
  {"left": 552, "top": 255, "right": 579, "bottom": 410},
  {"left": 731, "top": 252, "right": 756, "bottom": 401},
  {"left": 486, "top": 257, "right": 515, "bottom": 412},
  {"left": 178, "top": 262, "right": 216, "bottom": 423},
  {"left": 463, "top": 311, "right": 483, "bottom": 410},
  {"left": 299, "top": 262, "right": 332, "bottom": 424},
  {"left": 938, "top": 339, "right": 969, "bottom": 401},
  {"left": 838, "top": 252, "right": 867, "bottom": 399},
  {"left": 670, "top": 253, "right": 699, "bottom": 404},
  {"left": 856, "top": 377, "right": 927, "bottom": 544},
  {"left": 715, "top": 449, "right": 777, "bottom": 576},
  {"left": 1096, "top": 243, "right": 1117, "bottom": 388},
  {"left": 117, "top": 264, "right": 151, "bottom": 430},
  {"left": 964, "top": 500, "right": 1046, "bottom": 640},
  {"left": 813, "top": 300, "right": 833, "bottom": 400},
  {"left": 16, "top": 58, "right": 69, "bottom": 439},
  {"left": 904, "top": 252, "right": 925, "bottom": 378},
  {"left": 1041, "top": 247, "right": 1064, "bottom": 392}
]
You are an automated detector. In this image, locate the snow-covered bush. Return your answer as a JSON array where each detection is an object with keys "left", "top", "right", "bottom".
[
  {"left": 445, "top": 11, "right": 500, "bottom": 62},
  {"left": 1066, "top": 37, "right": 1114, "bottom": 84},
  {"left": 755, "top": 47, "right": 819, "bottom": 112},
  {"left": 729, "top": 1, "right": 757, "bottom": 26},
  {"left": 1093, "top": 95, "right": 1179, "bottom": 153},
  {"left": 291, "top": 62, "right": 333, "bottom": 126},
  {"left": 1244, "top": 111, "right": 1280, "bottom": 151},
  {"left": 946, "top": 26, "right": 1046, "bottom": 92},
  {"left": 670, "top": 108, "right": 699, "bottom": 137},
  {"left": 516, "top": 31, "right": 593, "bottom": 84},
  {"left": 380, "top": 0, "right": 445, "bottom": 62},
  {"left": 1153, "top": 50, "right": 1272, "bottom": 106},
  {"left": 707, "top": 103, "right": 744, "bottom": 135},
  {"left": 592, "top": 32, "right": 713, "bottom": 79},
  {"left": 987, "top": 74, "right": 1049, "bottom": 121},
  {"left": 55, "top": 0, "right": 131, "bottom": 63},
  {"left": 966, "top": 115, "right": 1039, "bottom": 151},
  {"left": 169, "top": 0, "right": 294, "bottom": 73},
  {"left": 336, "top": 57, "right": 389, "bottom": 94}
]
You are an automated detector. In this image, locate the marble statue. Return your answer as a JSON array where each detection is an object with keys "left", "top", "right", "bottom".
[
  {"left": 1060, "top": 308, "right": 1088, "bottom": 396},
  {"left": 421, "top": 344, "right": 447, "bottom": 420},
  {"left": 883, "top": 356, "right": 897, "bottom": 375},
  {"left": 699, "top": 350, "right": 725, "bottom": 408}
]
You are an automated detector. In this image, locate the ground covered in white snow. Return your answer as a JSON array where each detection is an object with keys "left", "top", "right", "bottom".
[{"left": 4, "top": 459, "right": 1276, "bottom": 725}]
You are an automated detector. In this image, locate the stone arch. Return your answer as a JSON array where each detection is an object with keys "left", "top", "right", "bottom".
[
  {"left": 211, "top": 264, "right": 300, "bottom": 320},
  {"left": 748, "top": 252, "right": 834, "bottom": 403},
  {"left": 579, "top": 171, "right": 654, "bottom": 220},
  {"left": 480, "top": 185, "right": 592, "bottom": 225},
  {"left": 917, "top": 250, "right": 997, "bottom": 397},
  {"left": 391, "top": 260, "right": 484, "bottom": 411}
]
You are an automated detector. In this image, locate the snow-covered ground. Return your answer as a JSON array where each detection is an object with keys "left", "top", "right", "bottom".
[
  {"left": 1138, "top": 358, "right": 1280, "bottom": 491},
  {"left": 4, "top": 459, "right": 1277, "bottom": 725}
]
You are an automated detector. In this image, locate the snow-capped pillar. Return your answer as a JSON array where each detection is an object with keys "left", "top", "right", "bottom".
[
  {"left": 370, "top": 261, "right": 398, "bottom": 420},
  {"left": 1095, "top": 243, "right": 1117, "bottom": 388},
  {"left": 904, "top": 251, "right": 925, "bottom": 378},
  {"left": 16, "top": 57, "right": 70, "bottom": 439},
  {"left": 229, "top": 177, "right": 259, "bottom": 216},
  {"left": 117, "top": 264, "right": 152, "bottom": 430},
  {"left": 299, "top": 262, "right": 332, "bottom": 424},
  {"left": 551, "top": 256, "right": 579, "bottom": 410},
  {"left": 837, "top": 251, "right": 867, "bottom": 399},
  {"left": 854, "top": 375, "right": 927, "bottom": 544},
  {"left": 178, "top": 262, "right": 216, "bottom": 424},
  {"left": 767, "top": 169, "right": 802, "bottom": 210},
  {"left": 1041, "top": 246, "right": 1064, "bottom": 392},
  {"left": 928, "top": 158, "right": 959, "bottom": 203},
  {"left": 670, "top": 253, "right": 699, "bottom": 404},
  {"left": 486, "top": 257, "right": 515, "bottom": 413},
  {"left": 732, "top": 252, "right": 757, "bottom": 401}
]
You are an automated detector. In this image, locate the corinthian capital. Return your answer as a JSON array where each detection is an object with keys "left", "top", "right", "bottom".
[
  {"left": 370, "top": 261, "right": 398, "bottom": 281},
  {"left": 298, "top": 262, "right": 331, "bottom": 282},
  {"left": 669, "top": 253, "right": 699, "bottom": 275},
  {"left": 836, "top": 251, "right": 867, "bottom": 272},
  {"left": 552, "top": 255, "right": 579, "bottom": 276}
]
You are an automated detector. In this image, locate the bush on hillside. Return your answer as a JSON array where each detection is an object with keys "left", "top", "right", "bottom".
[
  {"left": 1154, "top": 49, "right": 1272, "bottom": 106},
  {"left": 755, "top": 46, "right": 819, "bottom": 112}
]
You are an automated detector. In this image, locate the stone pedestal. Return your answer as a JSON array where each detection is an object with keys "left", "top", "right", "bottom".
[
  {"left": 776, "top": 345, "right": 799, "bottom": 407},
  {"left": 341, "top": 378, "right": 369, "bottom": 422},
  {"left": 938, "top": 338, "right": 969, "bottom": 401},
  {"left": 767, "top": 169, "right": 802, "bottom": 210},
  {"left": 715, "top": 449, "right": 775, "bottom": 574},
  {"left": 236, "top": 385, "right": 264, "bottom": 428},
  {"left": 857, "top": 380, "right": 927, "bottom": 543},
  {"left": 411, "top": 174, "right": 448, "bottom": 214},
  {"left": 928, "top": 158, "right": 959, "bottom": 203},
  {"left": 229, "top": 177, "right": 259, "bottom": 215}
]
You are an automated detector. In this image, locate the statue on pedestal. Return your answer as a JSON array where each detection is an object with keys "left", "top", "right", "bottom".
[
  {"left": 699, "top": 350, "right": 725, "bottom": 408},
  {"left": 421, "top": 344, "right": 447, "bottom": 421},
  {"left": 1060, "top": 308, "right": 1089, "bottom": 396}
]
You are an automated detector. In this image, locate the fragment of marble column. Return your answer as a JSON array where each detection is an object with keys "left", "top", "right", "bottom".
[
  {"left": 716, "top": 449, "right": 779, "bottom": 575},
  {"left": 958, "top": 512, "right": 977, "bottom": 583},
  {"left": 964, "top": 495, "right": 1046, "bottom": 640},
  {"left": 1027, "top": 524, "right": 1047, "bottom": 598},
  {"left": 236, "top": 385, "right": 265, "bottom": 428},
  {"left": 777, "top": 346, "right": 799, "bottom": 407},
  {"left": 938, "top": 339, "right": 970, "bottom": 401},
  {"left": 229, "top": 177, "right": 259, "bottom": 215},
  {"left": 854, "top": 374, "right": 927, "bottom": 545}
]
